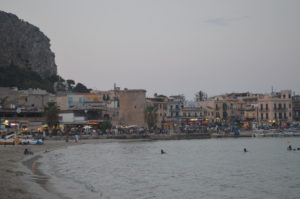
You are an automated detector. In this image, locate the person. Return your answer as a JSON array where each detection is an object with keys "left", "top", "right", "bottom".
[
  {"left": 288, "top": 145, "right": 292, "bottom": 151},
  {"left": 74, "top": 133, "right": 79, "bottom": 143},
  {"left": 244, "top": 148, "right": 248, "bottom": 152},
  {"left": 24, "top": 148, "right": 33, "bottom": 155},
  {"left": 24, "top": 148, "right": 28, "bottom": 155},
  {"left": 161, "top": 149, "right": 165, "bottom": 154},
  {"left": 66, "top": 131, "right": 69, "bottom": 143},
  {"left": 297, "top": 148, "right": 300, "bottom": 151}
]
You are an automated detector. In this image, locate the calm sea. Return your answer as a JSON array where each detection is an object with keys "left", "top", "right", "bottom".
[{"left": 40, "top": 137, "right": 300, "bottom": 199}]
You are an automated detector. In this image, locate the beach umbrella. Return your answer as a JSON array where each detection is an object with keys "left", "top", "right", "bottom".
[{"left": 83, "top": 126, "right": 92, "bottom": 129}]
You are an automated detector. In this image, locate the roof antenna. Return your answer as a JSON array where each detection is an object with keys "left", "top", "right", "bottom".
[{"left": 271, "top": 86, "right": 274, "bottom": 96}]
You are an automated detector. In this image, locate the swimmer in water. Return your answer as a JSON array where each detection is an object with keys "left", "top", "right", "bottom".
[
  {"left": 244, "top": 148, "right": 248, "bottom": 152},
  {"left": 161, "top": 149, "right": 165, "bottom": 154}
]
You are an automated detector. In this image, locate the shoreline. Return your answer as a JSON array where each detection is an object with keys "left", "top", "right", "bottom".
[
  {"left": 0, "top": 135, "right": 298, "bottom": 199},
  {"left": 0, "top": 139, "right": 121, "bottom": 199}
]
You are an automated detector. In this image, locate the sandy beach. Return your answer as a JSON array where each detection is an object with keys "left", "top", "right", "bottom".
[{"left": 0, "top": 139, "right": 120, "bottom": 199}]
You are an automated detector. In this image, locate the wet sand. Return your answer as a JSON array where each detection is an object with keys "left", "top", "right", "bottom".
[{"left": 0, "top": 139, "right": 121, "bottom": 199}]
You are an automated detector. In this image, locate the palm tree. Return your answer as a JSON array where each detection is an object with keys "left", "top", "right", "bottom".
[
  {"left": 44, "top": 102, "right": 60, "bottom": 130},
  {"left": 144, "top": 106, "right": 158, "bottom": 131}
]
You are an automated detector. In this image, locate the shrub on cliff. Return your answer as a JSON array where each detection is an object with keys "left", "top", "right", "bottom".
[{"left": 0, "top": 64, "right": 57, "bottom": 93}]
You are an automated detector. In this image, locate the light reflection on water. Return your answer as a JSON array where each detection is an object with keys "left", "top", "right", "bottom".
[{"left": 41, "top": 138, "right": 300, "bottom": 199}]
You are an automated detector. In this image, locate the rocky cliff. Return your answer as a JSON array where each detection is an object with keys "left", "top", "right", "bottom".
[{"left": 0, "top": 10, "right": 57, "bottom": 77}]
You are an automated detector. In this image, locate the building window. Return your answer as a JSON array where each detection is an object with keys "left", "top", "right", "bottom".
[
  {"left": 261, "top": 113, "right": 263, "bottom": 120},
  {"left": 283, "top": 94, "right": 286, "bottom": 99},
  {"left": 176, "top": 112, "right": 179, "bottom": 117},
  {"left": 274, "top": 104, "right": 277, "bottom": 110},
  {"left": 278, "top": 104, "right": 282, "bottom": 109},
  {"left": 289, "top": 94, "right": 291, "bottom": 98},
  {"left": 284, "top": 113, "right": 287, "bottom": 119},
  {"left": 289, "top": 104, "right": 291, "bottom": 109},
  {"left": 284, "top": 104, "right": 286, "bottom": 109},
  {"left": 188, "top": 113, "right": 190, "bottom": 117},
  {"left": 160, "top": 113, "right": 162, "bottom": 116},
  {"left": 274, "top": 113, "right": 277, "bottom": 119},
  {"left": 266, "top": 113, "right": 269, "bottom": 119},
  {"left": 183, "top": 113, "right": 186, "bottom": 117},
  {"left": 170, "top": 105, "right": 173, "bottom": 110},
  {"left": 195, "top": 113, "right": 197, "bottom": 117},
  {"left": 266, "top": 104, "right": 268, "bottom": 110},
  {"left": 68, "top": 97, "right": 73, "bottom": 105},
  {"left": 279, "top": 113, "right": 282, "bottom": 119},
  {"left": 260, "top": 104, "right": 263, "bottom": 111},
  {"left": 176, "top": 105, "right": 179, "bottom": 109},
  {"left": 289, "top": 112, "right": 292, "bottom": 117}
]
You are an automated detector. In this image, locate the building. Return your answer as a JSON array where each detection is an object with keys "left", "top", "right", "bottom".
[
  {"left": 114, "top": 89, "right": 146, "bottom": 127},
  {"left": 166, "top": 95, "right": 185, "bottom": 129},
  {"left": 146, "top": 96, "right": 168, "bottom": 128},
  {"left": 292, "top": 95, "right": 300, "bottom": 121},
  {"left": 181, "top": 106, "right": 205, "bottom": 123},
  {"left": 0, "top": 87, "right": 55, "bottom": 131},
  {"left": 258, "top": 90, "right": 293, "bottom": 126},
  {"left": 200, "top": 95, "right": 239, "bottom": 124},
  {"left": 56, "top": 92, "right": 110, "bottom": 128}
]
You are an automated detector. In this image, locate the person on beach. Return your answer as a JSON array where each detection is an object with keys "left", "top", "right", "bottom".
[
  {"left": 288, "top": 145, "right": 292, "bottom": 151},
  {"left": 66, "top": 131, "right": 69, "bottom": 143},
  {"left": 74, "top": 133, "right": 79, "bottom": 143},
  {"left": 244, "top": 148, "right": 248, "bottom": 152},
  {"left": 24, "top": 148, "right": 33, "bottom": 155}
]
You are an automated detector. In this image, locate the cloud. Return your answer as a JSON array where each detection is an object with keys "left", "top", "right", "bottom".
[{"left": 205, "top": 16, "right": 249, "bottom": 26}]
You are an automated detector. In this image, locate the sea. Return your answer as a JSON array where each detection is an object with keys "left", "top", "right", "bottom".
[{"left": 39, "top": 137, "right": 300, "bottom": 199}]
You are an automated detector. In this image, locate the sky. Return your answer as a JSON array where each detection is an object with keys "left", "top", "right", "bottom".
[{"left": 1, "top": 0, "right": 300, "bottom": 100}]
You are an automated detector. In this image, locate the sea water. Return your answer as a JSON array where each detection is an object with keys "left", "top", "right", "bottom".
[{"left": 40, "top": 137, "right": 300, "bottom": 199}]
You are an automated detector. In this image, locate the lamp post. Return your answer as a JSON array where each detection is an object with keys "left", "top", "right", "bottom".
[{"left": 84, "top": 109, "right": 88, "bottom": 121}]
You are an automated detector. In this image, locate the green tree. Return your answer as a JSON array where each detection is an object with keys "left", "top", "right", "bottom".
[
  {"left": 144, "top": 106, "right": 158, "bottom": 130},
  {"left": 44, "top": 102, "right": 60, "bottom": 129},
  {"left": 0, "top": 65, "right": 56, "bottom": 93},
  {"left": 98, "top": 121, "right": 112, "bottom": 133},
  {"left": 66, "top": 79, "right": 75, "bottom": 90},
  {"left": 73, "top": 83, "right": 90, "bottom": 93}
]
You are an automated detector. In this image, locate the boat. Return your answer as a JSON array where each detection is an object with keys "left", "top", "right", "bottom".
[
  {"left": 19, "top": 138, "right": 44, "bottom": 145},
  {"left": 0, "top": 138, "right": 20, "bottom": 145}
]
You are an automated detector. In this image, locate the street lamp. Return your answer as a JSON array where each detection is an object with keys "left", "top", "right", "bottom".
[{"left": 84, "top": 109, "right": 88, "bottom": 121}]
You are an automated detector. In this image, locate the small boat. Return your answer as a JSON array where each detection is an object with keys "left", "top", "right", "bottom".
[
  {"left": 19, "top": 138, "right": 44, "bottom": 145},
  {"left": 0, "top": 138, "right": 19, "bottom": 145}
]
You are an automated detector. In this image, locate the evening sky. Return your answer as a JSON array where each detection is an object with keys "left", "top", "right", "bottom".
[{"left": 1, "top": 0, "right": 300, "bottom": 99}]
